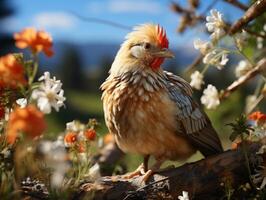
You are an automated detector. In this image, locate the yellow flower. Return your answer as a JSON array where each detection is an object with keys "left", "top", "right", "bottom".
[
  {"left": 6, "top": 105, "right": 46, "bottom": 144},
  {"left": 0, "top": 54, "right": 26, "bottom": 88},
  {"left": 14, "top": 28, "right": 54, "bottom": 57}
]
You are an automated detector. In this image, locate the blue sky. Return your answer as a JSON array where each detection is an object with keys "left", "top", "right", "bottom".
[{"left": 2, "top": 0, "right": 248, "bottom": 48}]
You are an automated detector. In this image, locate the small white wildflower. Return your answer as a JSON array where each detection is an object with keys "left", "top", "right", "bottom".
[
  {"left": 252, "top": 166, "right": 266, "bottom": 190},
  {"left": 201, "top": 84, "right": 220, "bottom": 109},
  {"left": 257, "top": 37, "right": 264, "bottom": 49},
  {"left": 235, "top": 30, "right": 248, "bottom": 50},
  {"left": 235, "top": 60, "right": 252, "bottom": 78},
  {"left": 257, "top": 31, "right": 265, "bottom": 49},
  {"left": 190, "top": 71, "right": 204, "bottom": 90},
  {"left": 178, "top": 191, "right": 189, "bottom": 200},
  {"left": 88, "top": 163, "right": 101, "bottom": 181},
  {"left": 66, "top": 120, "right": 80, "bottom": 132},
  {"left": 256, "top": 145, "right": 266, "bottom": 155},
  {"left": 16, "top": 98, "right": 27, "bottom": 108},
  {"left": 32, "top": 72, "right": 66, "bottom": 114},
  {"left": 26, "top": 146, "right": 33, "bottom": 153},
  {"left": 206, "top": 9, "right": 226, "bottom": 40},
  {"left": 38, "top": 140, "right": 70, "bottom": 189},
  {"left": 203, "top": 49, "right": 229, "bottom": 70},
  {"left": 51, "top": 171, "right": 64, "bottom": 188},
  {"left": 252, "top": 127, "right": 266, "bottom": 139},
  {"left": 193, "top": 38, "right": 213, "bottom": 55}
]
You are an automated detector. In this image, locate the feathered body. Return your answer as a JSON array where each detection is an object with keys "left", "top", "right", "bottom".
[{"left": 101, "top": 24, "right": 222, "bottom": 165}]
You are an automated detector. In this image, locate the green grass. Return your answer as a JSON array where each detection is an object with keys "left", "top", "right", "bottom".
[{"left": 66, "top": 90, "right": 103, "bottom": 115}]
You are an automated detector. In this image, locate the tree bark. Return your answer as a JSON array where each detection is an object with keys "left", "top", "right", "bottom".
[{"left": 77, "top": 140, "right": 265, "bottom": 200}]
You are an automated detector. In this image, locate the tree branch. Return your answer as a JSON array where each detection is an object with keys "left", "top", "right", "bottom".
[
  {"left": 220, "top": 58, "right": 266, "bottom": 100},
  {"left": 229, "top": 0, "right": 266, "bottom": 35},
  {"left": 77, "top": 139, "right": 265, "bottom": 200}
]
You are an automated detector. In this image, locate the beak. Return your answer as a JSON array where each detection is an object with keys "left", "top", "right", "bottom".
[{"left": 151, "top": 48, "right": 175, "bottom": 58}]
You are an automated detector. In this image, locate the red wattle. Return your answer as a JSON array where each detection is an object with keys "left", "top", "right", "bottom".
[{"left": 151, "top": 58, "right": 164, "bottom": 70}]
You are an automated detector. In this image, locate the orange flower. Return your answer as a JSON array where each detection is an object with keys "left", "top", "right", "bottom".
[
  {"left": 64, "top": 132, "right": 77, "bottom": 147},
  {"left": 14, "top": 28, "right": 54, "bottom": 57},
  {"left": 0, "top": 54, "right": 26, "bottom": 88},
  {"left": 84, "top": 129, "right": 96, "bottom": 141},
  {"left": 77, "top": 142, "right": 85, "bottom": 153},
  {"left": 248, "top": 111, "right": 266, "bottom": 122},
  {"left": 104, "top": 133, "right": 114, "bottom": 144},
  {"left": 248, "top": 111, "right": 264, "bottom": 121},
  {"left": 6, "top": 105, "right": 46, "bottom": 144}
]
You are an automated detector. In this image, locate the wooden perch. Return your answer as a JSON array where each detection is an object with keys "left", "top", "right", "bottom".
[
  {"left": 221, "top": 58, "right": 266, "bottom": 100},
  {"left": 77, "top": 140, "right": 266, "bottom": 200}
]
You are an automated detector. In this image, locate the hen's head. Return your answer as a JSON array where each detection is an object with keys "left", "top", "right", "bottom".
[{"left": 110, "top": 24, "right": 174, "bottom": 75}]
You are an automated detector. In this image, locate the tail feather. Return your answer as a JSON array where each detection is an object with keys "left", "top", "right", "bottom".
[{"left": 188, "top": 123, "right": 223, "bottom": 157}]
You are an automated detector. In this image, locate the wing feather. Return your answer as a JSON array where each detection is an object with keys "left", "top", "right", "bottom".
[{"left": 164, "top": 71, "right": 223, "bottom": 156}]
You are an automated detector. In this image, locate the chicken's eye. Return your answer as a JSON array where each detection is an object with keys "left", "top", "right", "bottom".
[{"left": 143, "top": 42, "right": 151, "bottom": 49}]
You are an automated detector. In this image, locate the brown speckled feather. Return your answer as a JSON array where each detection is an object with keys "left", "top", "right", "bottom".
[
  {"left": 165, "top": 71, "right": 223, "bottom": 156},
  {"left": 101, "top": 69, "right": 222, "bottom": 161}
]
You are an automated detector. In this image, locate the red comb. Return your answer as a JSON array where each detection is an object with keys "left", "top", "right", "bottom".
[{"left": 156, "top": 25, "right": 169, "bottom": 48}]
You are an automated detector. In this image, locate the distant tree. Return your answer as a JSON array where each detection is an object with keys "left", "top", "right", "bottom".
[
  {"left": 0, "top": 0, "right": 15, "bottom": 56},
  {"left": 57, "top": 45, "right": 85, "bottom": 90}
]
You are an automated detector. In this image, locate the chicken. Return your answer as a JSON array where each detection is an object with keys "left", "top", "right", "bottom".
[{"left": 101, "top": 24, "right": 223, "bottom": 181}]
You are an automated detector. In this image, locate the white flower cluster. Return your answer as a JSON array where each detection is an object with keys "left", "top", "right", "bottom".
[
  {"left": 190, "top": 10, "right": 229, "bottom": 109},
  {"left": 38, "top": 138, "right": 70, "bottom": 188},
  {"left": 193, "top": 10, "right": 229, "bottom": 71},
  {"left": 32, "top": 72, "right": 66, "bottom": 114},
  {"left": 178, "top": 191, "right": 189, "bottom": 200},
  {"left": 257, "top": 25, "right": 266, "bottom": 49},
  {"left": 190, "top": 71, "right": 204, "bottom": 90},
  {"left": 203, "top": 49, "right": 229, "bottom": 70},
  {"left": 206, "top": 9, "right": 226, "bottom": 40},
  {"left": 235, "top": 60, "right": 252, "bottom": 78},
  {"left": 200, "top": 84, "right": 220, "bottom": 109}
]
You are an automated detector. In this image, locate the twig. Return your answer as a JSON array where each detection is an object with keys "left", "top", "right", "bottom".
[
  {"left": 184, "top": 54, "right": 204, "bottom": 74},
  {"left": 244, "top": 28, "right": 266, "bottom": 39},
  {"left": 229, "top": 0, "right": 266, "bottom": 35},
  {"left": 220, "top": 58, "right": 266, "bottom": 99},
  {"left": 68, "top": 11, "right": 131, "bottom": 31}
]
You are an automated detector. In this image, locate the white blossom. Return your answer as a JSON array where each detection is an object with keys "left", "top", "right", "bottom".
[
  {"left": 235, "top": 30, "right": 248, "bottom": 50},
  {"left": 203, "top": 49, "right": 229, "bottom": 70},
  {"left": 16, "top": 98, "right": 27, "bottom": 108},
  {"left": 235, "top": 60, "right": 252, "bottom": 78},
  {"left": 32, "top": 72, "right": 66, "bottom": 114},
  {"left": 201, "top": 84, "right": 220, "bottom": 109},
  {"left": 38, "top": 140, "right": 70, "bottom": 188},
  {"left": 66, "top": 120, "right": 80, "bottom": 132},
  {"left": 206, "top": 9, "right": 226, "bottom": 40},
  {"left": 190, "top": 71, "right": 204, "bottom": 90},
  {"left": 178, "top": 191, "right": 189, "bottom": 200},
  {"left": 193, "top": 38, "right": 213, "bottom": 55},
  {"left": 88, "top": 163, "right": 101, "bottom": 181},
  {"left": 252, "top": 166, "right": 266, "bottom": 190}
]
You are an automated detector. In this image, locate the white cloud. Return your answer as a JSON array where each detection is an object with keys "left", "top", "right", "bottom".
[
  {"left": 33, "top": 12, "right": 76, "bottom": 29},
  {"left": 87, "top": 0, "right": 162, "bottom": 14},
  {"left": 109, "top": 0, "right": 161, "bottom": 14},
  {"left": 1, "top": 17, "right": 21, "bottom": 32}
]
